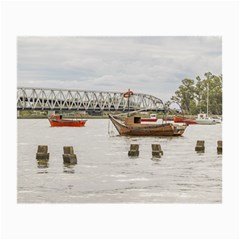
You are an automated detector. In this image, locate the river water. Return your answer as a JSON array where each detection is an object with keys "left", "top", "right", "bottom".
[{"left": 17, "top": 119, "right": 222, "bottom": 203}]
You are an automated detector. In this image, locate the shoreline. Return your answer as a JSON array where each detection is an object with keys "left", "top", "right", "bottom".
[{"left": 17, "top": 116, "right": 109, "bottom": 119}]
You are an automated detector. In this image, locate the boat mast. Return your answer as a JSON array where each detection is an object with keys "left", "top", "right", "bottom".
[
  {"left": 206, "top": 83, "right": 209, "bottom": 117},
  {"left": 124, "top": 89, "right": 133, "bottom": 117},
  {"left": 127, "top": 89, "right": 130, "bottom": 116}
]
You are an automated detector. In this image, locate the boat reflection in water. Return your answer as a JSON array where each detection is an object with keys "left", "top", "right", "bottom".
[{"left": 109, "top": 114, "right": 187, "bottom": 137}]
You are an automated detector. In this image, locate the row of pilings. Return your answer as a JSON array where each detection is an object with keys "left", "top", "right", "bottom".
[
  {"left": 36, "top": 140, "right": 222, "bottom": 164},
  {"left": 128, "top": 144, "right": 164, "bottom": 158},
  {"left": 194, "top": 140, "right": 222, "bottom": 154},
  {"left": 36, "top": 146, "right": 77, "bottom": 164},
  {"left": 128, "top": 140, "right": 222, "bottom": 158}
]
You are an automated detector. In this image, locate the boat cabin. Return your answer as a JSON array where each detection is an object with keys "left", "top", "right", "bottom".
[
  {"left": 124, "top": 116, "right": 141, "bottom": 125},
  {"left": 197, "top": 113, "right": 208, "bottom": 119}
]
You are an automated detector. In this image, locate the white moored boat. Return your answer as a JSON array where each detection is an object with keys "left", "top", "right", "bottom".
[
  {"left": 195, "top": 83, "right": 219, "bottom": 125},
  {"left": 195, "top": 113, "right": 216, "bottom": 125}
]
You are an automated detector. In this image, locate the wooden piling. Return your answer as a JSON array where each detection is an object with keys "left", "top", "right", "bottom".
[
  {"left": 36, "top": 145, "right": 49, "bottom": 160},
  {"left": 195, "top": 140, "right": 205, "bottom": 152},
  {"left": 128, "top": 144, "right": 139, "bottom": 157},
  {"left": 217, "top": 140, "right": 222, "bottom": 154},
  {"left": 63, "top": 146, "right": 77, "bottom": 164},
  {"left": 63, "top": 146, "right": 75, "bottom": 155},
  {"left": 152, "top": 144, "right": 163, "bottom": 158}
]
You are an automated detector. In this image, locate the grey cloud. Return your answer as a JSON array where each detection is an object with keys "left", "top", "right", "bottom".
[{"left": 18, "top": 36, "right": 222, "bottom": 102}]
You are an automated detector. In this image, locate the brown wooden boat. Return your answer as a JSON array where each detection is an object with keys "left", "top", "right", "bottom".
[{"left": 109, "top": 114, "right": 187, "bottom": 136}]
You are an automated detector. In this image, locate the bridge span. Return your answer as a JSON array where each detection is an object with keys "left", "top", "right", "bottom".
[{"left": 17, "top": 87, "right": 164, "bottom": 112}]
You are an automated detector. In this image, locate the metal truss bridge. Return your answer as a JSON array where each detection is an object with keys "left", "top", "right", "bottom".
[{"left": 17, "top": 87, "right": 164, "bottom": 112}]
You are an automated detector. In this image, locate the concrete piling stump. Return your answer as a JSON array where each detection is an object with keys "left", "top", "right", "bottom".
[
  {"left": 36, "top": 145, "right": 49, "bottom": 160},
  {"left": 63, "top": 146, "right": 77, "bottom": 164},
  {"left": 217, "top": 140, "right": 222, "bottom": 154},
  {"left": 195, "top": 140, "right": 205, "bottom": 152},
  {"left": 128, "top": 144, "right": 139, "bottom": 157},
  {"left": 152, "top": 144, "right": 163, "bottom": 158}
]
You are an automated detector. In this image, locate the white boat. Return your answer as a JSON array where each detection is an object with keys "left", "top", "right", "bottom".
[
  {"left": 141, "top": 113, "right": 158, "bottom": 122},
  {"left": 195, "top": 83, "right": 217, "bottom": 125},
  {"left": 212, "top": 116, "right": 222, "bottom": 124},
  {"left": 195, "top": 113, "right": 216, "bottom": 125}
]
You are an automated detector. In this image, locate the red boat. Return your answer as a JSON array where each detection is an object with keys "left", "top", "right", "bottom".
[
  {"left": 173, "top": 115, "right": 197, "bottom": 125},
  {"left": 48, "top": 115, "right": 87, "bottom": 127},
  {"left": 162, "top": 116, "right": 174, "bottom": 121},
  {"left": 141, "top": 114, "right": 158, "bottom": 122}
]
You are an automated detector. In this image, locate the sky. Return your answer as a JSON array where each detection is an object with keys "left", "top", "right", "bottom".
[{"left": 17, "top": 36, "right": 222, "bottom": 102}]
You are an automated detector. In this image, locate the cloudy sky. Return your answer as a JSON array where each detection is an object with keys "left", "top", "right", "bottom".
[{"left": 18, "top": 36, "right": 222, "bottom": 102}]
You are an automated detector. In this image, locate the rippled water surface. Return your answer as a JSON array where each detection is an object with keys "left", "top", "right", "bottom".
[{"left": 17, "top": 119, "right": 222, "bottom": 203}]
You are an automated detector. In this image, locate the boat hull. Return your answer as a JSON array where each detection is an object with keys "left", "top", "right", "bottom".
[
  {"left": 195, "top": 113, "right": 217, "bottom": 125},
  {"left": 174, "top": 116, "right": 197, "bottom": 125},
  {"left": 48, "top": 115, "right": 87, "bottom": 127},
  {"left": 162, "top": 117, "right": 174, "bottom": 121},
  {"left": 195, "top": 119, "right": 216, "bottom": 125},
  {"left": 109, "top": 114, "right": 186, "bottom": 136}
]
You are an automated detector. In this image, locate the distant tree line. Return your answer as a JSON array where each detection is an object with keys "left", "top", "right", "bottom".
[{"left": 169, "top": 72, "right": 222, "bottom": 115}]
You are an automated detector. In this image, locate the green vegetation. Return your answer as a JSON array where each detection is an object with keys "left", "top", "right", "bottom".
[
  {"left": 170, "top": 72, "right": 222, "bottom": 115},
  {"left": 17, "top": 110, "right": 110, "bottom": 119},
  {"left": 18, "top": 110, "right": 48, "bottom": 118}
]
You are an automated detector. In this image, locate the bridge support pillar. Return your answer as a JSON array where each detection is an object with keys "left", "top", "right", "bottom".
[
  {"left": 17, "top": 111, "right": 20, "bottom": 117},
  {"left": 48, "top": 111, "right": 55, "bottom": 116}
]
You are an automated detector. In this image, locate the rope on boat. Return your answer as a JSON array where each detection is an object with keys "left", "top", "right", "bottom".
[
  {"left": 108, "top": 118, "right": 110, "bottom": 134},
  {"left": 108, "top": 118, "right": 114, "bottom": 136}
]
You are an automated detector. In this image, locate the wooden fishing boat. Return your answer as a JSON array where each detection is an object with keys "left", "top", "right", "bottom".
[
  {"left": 48, "top": 115, "right": 87, "bottom": 127},
  {"left": 109, "top": 114, "right": 187, "bottom": 136},
  {"left": 141, "top": 114, "right": 158, "bottom": 122},
  {"left": 174, "top": 115, "right": 197, "bottom": 125}
]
